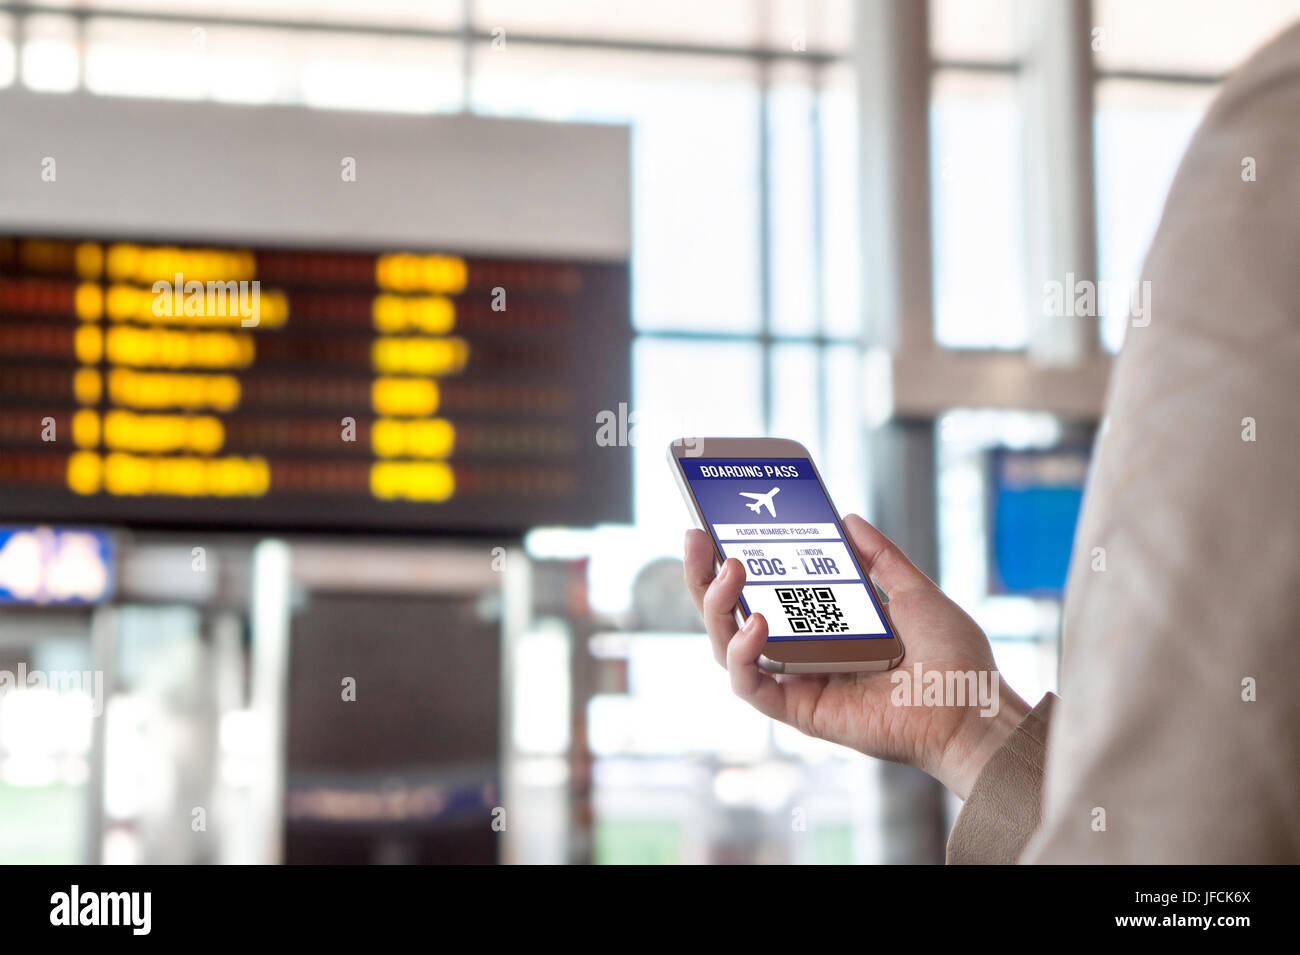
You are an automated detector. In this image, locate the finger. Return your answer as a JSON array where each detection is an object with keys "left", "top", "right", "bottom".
[
  {"left": 841, "top": 513, "right": 934, "bottom": 598},
  {"left": 700, "top": 556, "right": 746, "bottom": 666},
  {"left": 683, "top": 528, "right": 718, "bottom": 617},
  {"left": 725, "top": 613, "right": 788, "bottom": 721}
]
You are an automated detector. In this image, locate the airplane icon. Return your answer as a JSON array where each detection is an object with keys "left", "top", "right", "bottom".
[{"left": 739, "top": 487, "right": 781, "bottom": 517}]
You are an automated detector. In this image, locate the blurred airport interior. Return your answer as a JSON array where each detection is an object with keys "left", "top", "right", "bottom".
[{"left": 0, "top": 0, "right": 1297, "bottom": 864}]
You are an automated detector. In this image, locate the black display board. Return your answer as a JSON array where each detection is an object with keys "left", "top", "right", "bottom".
[{"left": 0, "top": 236, "right": 631, "bottom": 534}]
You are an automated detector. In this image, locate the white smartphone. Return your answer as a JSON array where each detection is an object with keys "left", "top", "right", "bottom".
[{"left": 668, "top": 436, "right": 905, "bottom": 673}]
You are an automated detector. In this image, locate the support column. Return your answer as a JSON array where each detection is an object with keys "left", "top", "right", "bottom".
[
  {"left": 856, "top": 0, "right": 949, "bottom": 864},
  {"left": 1020, "top": 0, "right": 1099, "bottom": 365}
]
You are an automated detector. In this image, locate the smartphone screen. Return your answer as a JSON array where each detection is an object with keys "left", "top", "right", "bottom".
[{"left": 678, "top": 457, "right": 893, "bottom": 642}]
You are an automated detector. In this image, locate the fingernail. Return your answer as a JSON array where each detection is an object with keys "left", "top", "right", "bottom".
[
  {"left": 717, "top": 560, "right": 731, "bottom": 582},
  {"left": 739, "top": 614, "right": 756, "bottom": 634}
]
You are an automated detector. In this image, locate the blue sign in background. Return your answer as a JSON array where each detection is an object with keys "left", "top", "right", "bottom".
[
  {"left": 0, "top": 527, "right": 115, "bottom": 604},
  {"left": 989, "top": 448, "right": 1088, "bottom": 596}
]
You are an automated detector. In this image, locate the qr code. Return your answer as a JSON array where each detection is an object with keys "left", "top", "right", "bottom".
[{"left": 776, "top": 586, "right": 849, "bottom": 634}]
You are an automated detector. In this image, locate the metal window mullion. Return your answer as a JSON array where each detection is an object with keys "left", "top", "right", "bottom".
[
  {"left": 811, "top": 61, "right": 830, "bottom": 457},
  {"left": 460, "top": 0, "right": 474, "bottom": 112},
  {"left": 758, "top": 57, "right": 774, "bottom": 436}
]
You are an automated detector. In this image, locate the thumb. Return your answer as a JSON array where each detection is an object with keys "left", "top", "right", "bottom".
[{"left": 841, "top": 514, "right": 935, "bottom": 598}]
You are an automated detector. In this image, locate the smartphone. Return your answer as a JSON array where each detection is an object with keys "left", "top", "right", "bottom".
[{"left": 668, "top": 436, "right": 904, "bottom": 673}]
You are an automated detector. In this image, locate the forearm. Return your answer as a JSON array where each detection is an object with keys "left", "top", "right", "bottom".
[
  {"left": 935, "top": 675, "right": 1031, "bottom": 801},
  {"left": 946, "top": 693, "right": 1057, "bottom": 864}
]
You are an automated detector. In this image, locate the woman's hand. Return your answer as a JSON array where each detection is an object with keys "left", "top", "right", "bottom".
[{"left": 684, "top": 514, "right": 1029, "bottom": 799}]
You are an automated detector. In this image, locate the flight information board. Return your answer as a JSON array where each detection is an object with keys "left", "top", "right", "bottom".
[{"left": 0, "top": 236, "right": 631, "bottom": 533}]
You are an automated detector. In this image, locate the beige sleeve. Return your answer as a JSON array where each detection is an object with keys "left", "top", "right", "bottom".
[
  {"left": 1021, "top": 25, "right": 1300, "bottom": 863},
  {"left": 946, "top": 693, "right": 1058, "bottom": 864}
]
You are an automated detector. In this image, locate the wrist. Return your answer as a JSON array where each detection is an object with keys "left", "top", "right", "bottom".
[{"left": 934, "top": 674, "right": 1031, "bottom": 800}]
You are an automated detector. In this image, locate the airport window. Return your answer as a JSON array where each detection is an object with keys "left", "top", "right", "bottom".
[
  {"left": 1093, "top": 80, "right": 1215, "bottom": 353},
  {"left": 19, "top": 13, "right": 80, "bottom": 91},
  {"left": 929, "top": 0, "right": 1017, "bottom": 63},
  {"left": 1090, "top": 0, "right": 1300, "bottom": 74},
  {"left": 817, "top": 64, "right": 861, "bottom": 340},
  {"left": 0, "top": 14, "right": 13, "bottom": 87},
  {"left": 469, "top": 46, "right": 765, "bottom": 336},
  {"left": 929, "top": 70, "right": 1029, "bottom": 350},
  {"left": 927, "top": 0, "right": 1028, "bottom": 351},
  {"left": 1090, "top": 1, "right": 1295, "bottom": 352}
]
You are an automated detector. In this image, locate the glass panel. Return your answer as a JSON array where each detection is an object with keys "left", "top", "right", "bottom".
[
  {"left": 930, "top": 71, "right": 1029, "bottom": 349},
  {"left": 820, "top": 63, "right": 861, "bottom": 339},
  {"left": 0, "top": 14, "right": 14, "bottom": 88},
  {"left": 81, "top": 18, "right": 464, "bottom": 110},
  {"left": 199, "top": 24, "right": 322, "bottom": 105},
  {"left": 21, "top": 14, "right": 80, "bottom": 92},
  {"left": 472, "top": 46, "right": 761, "bottom": 334},
  {"left": 930, "top": 0, "right": 1019, "bottom": 63},
  {"left": 1094, "top": 80, "right": 1217, "bottom": 352},
  {"left": 823, "top": 344, "right": 867, "bottom": 518},
  {"left": 767, "top": 0, "right": 854, "bottom": 54},
  {"left": 769, "top": 343, "right": 820, "bottom": 447},
  {"left": 768, "top": 66, "right": 819, "bottom": 337},
  {"left": 84, "top": 18, "right": 207, "bottom": 101},
  {"left": 1091, "top": 0, "right": 1300, "bottom": 75},
  {"left": 292, "top": 31, "right": 463, "bottom": 113}
]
